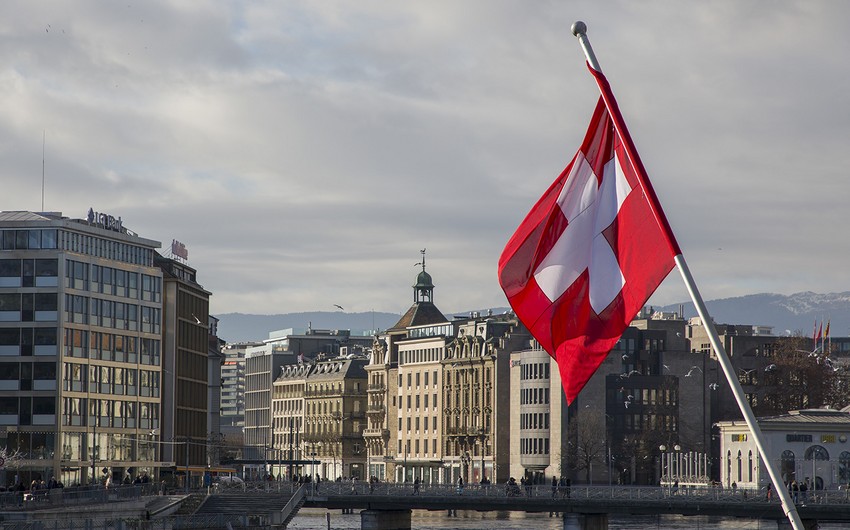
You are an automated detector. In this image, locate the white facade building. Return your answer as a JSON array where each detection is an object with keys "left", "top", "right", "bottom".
[{"left": 717, "top": 408, "right": 850, "bottom": 491}]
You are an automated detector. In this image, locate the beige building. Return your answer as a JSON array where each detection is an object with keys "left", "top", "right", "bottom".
[
  {"left": 303, "top": 355, "right": 368, "bottom": 481},
  {"left": 271, "top": 361, "right": 310, "bottom": 479},
  {"left": 445, "top": 314, "right": 527, "bottom": 485},
  {"left": 365, "top": 254, "right": 530, "bottom": 485}
]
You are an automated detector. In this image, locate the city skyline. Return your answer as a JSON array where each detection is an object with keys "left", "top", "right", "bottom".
[{"left": 2, "top": 3, "right": 849, "bottom": 316}]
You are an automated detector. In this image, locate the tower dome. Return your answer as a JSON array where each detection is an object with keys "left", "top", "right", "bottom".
[{"left": 413, "top": 249, "right": 433, "bottom": 303}]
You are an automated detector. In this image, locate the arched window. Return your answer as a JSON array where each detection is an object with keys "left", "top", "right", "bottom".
[
  {"left": 748, "top": 450, "right": 753, "bottom": 482},
  {"left": 737, "top": 450, "right": 743, "bottom": 482},
  {"left": 726, "top": 450, "right": 732, "bottom": 485},
  {"left": 805, "top": 445, "right": 830, "bottom": 462},
  {"left": 781, "top": 450, "right": 795, "bottom": 483},
  {"left": 839, "top": 452, "right": 850, "bottom": 484},
  {"left": 805, "top": 445, "right": 830, "bottom": 490}
]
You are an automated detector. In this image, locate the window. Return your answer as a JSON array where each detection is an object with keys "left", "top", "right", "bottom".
[
  {"left": 840, "top": 452, "right": 850, "bottom": 484},
  {"left": 781, "top": 450, "right": 795, "bottom": 483}
]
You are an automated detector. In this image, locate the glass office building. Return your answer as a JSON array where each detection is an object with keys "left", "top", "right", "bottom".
[{"left": 0, "top": 210, "right": 164, "bottom": 487}]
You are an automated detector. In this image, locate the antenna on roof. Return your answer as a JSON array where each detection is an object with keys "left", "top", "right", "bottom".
[{"left": 41, "top": 130, "right": 45, "bottom": 211}]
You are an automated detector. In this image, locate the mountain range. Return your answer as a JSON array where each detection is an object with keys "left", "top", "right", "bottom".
[{"left": 214, "top": 291, "right": 850, "bottom": 344}]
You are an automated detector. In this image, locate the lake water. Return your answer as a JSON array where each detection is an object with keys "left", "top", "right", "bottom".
[{"left": 287, "top": 508, "right": 847, "bottom": 529}]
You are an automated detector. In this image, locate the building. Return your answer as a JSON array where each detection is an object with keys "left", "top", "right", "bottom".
[
  {"left": 444, "top": 313, "right": 527, "bottom": 485},
  {"left": 221, "top": 342, "right": 256, "bottom": 429},
  {"left": 154, "top": 253, "right": 214, "bottom": 486},
  {"left": 206, "top": 315, "right": 225, "bottom": 466},
  {"left": 0, "top": 210, "right": 165, "bottom": 487},
  {"left": 244, "top": 327, "right": 372, "bottom": 478},
  {"left": 271, "top": 360, "right": 311, "bottom": 479},
  {"left": 509, "top": 343, "right": 568, "bottom": 485},
  {"left": 303, "top": 355, "right": 369, "bottom": 481},
  {"left": 717, "top": 408, "right": 850, "bottom": 491},
  {"left": 366, "top": 253, "right": 531, "bottom": 485}
]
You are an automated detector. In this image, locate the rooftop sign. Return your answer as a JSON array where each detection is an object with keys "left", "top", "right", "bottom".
[{"left": 87, "top": 208, "right": 123, "bottom": 232}]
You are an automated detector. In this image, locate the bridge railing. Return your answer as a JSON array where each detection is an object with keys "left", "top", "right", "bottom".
[{"left": 215, "top": 480, "right": 850, "bottom": 507}]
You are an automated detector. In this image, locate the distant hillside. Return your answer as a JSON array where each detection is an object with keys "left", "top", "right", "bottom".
[
  {"left": 215, "top": 293, "right": 850, "bottom": 344},
  {"left": 658, "top": 291, "right": 850, "bottom": 336},
  {"left": 214, "top": 307, "right": 513, "bottom": 343},
  {"left": 214, "top": 311, "right": 402, "bottom": 343}
]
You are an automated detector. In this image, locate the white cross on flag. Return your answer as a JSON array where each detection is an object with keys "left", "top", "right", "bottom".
[{"left": 498, "top": 65, "right": 679, "bottom": 403}]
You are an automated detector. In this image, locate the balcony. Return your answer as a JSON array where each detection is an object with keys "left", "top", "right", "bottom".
[{"left": 363, "top": 428, "right": 390, "bottom": 439}]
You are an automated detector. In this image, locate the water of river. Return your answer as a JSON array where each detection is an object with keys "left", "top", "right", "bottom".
[{"left": 287, "top": 508, "right": 846, "bottom": 529}]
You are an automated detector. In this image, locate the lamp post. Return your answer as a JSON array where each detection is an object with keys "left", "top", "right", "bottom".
[
  {"left": 288, "top": 418, "right": 294, "bottom": 481},
  {"left": 461, "top": 451, "right": 471, "bottom": 484},
  {"left": 310, "top": 443, "right": 317, "bottom": 497},
  {"left": 185, "top": 437, "right": 190, "bottom": 493},
  {"left": 403, "top": 439, "right": 409, "bottom": 483}
]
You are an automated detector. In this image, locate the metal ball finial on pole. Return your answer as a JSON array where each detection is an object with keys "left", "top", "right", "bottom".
[{"left": 570, "top": 21, "right": 586, "bottom": 36}]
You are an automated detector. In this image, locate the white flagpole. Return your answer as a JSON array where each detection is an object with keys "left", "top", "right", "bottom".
[{"left": 571, "top": 21, "right": 805, "bottom": 530}]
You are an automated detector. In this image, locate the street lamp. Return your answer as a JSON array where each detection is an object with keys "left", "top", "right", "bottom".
[{"left": 461, "top": 451, "right": 471, "bottom": 484}]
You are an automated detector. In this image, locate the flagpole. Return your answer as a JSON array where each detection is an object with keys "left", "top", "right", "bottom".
[{"left": 571, "top": 21, "right": 805, "bottom": 530}]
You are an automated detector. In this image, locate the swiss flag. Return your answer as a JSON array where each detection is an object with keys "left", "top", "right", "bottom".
[{"left": 498, "top": 65, "right": 679, "bottom": 403}]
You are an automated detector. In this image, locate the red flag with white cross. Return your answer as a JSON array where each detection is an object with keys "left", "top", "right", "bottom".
[{"left": 498, "top": 64, "right": 679, "bottom": 403}]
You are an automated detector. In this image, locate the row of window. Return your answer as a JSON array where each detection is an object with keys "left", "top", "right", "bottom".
[
  {"left": 0, "top": 326, "right": 57, "bottom": 351},
  {"left": 402, "top": 415, "right": 439, "bottom": 432},
  {"left": 0, "top": 361, "right": 57, "bottom": 384},
  {"left": 61, "top": 397, "right": 160, "bottom": 430},
  {"left": 65, "top": 294, "right": 161, "bottom": 334},
  {"left": 520, "top": 386, "right": 550, "bottom": 405},
  {"left": 64, "top": 328, "right": 161, "bottom": 365},
  {"left": 0, "top": 292, "right": 59, "bottom": 312},
  {"left": 0, "top": 396, "right": 56, "bottom": 417},
  {"left": 0, "top": 228, "right": 155, "bottom": 267},
  {"left": 0, "top": 229, "right": 58, "bottom": 251},
  {"left": 60, "top": 431, "right": 158, "bottom": 462},
  {"left": 520, "top": 412, "right": 550, "bottom": 430},
  {"left": 398, "top": 438, "right": 439, "bottom": 455},
  {"left": 62, "top": 362, "right": 162, "bottom": 397},
  {"left": 0, "top": 259, "right": 59, "bottom": 287},
  {"left": 398, "top": 392, "right": 439, "bottom": 411},
  {"left": 399, "top": 370, "right": 439, "bottom": 389},
  {"left": 520, "top": 362, "right": 550, "bottom": 381},
  {"left": 399, "top": 347, "right": 443, "bottom": 365},
  {"left": 66, "top": 260, "right": 161, "bottom": 302},
  {"left": 60, "top": 230, "right": 153, "bottom": 266},
  {"left": 520, "top": 436, "right": 551, "bottom": 456},
  {"left": 613, "top": 413, "right": 678, "bottom": 432}
]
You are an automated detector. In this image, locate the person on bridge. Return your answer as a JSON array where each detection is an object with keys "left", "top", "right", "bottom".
[
  {"left": 480, "top": 475, "right": 491, "bottom": 494},
  {"left": 456, "top": 476, "right": 464, "bottom": 495},
  {"left": 551, "top": 476, "right": 557, "bottom": 498},
  {"left": 413, "top": 477, "right": 420, "bottom": 495}
]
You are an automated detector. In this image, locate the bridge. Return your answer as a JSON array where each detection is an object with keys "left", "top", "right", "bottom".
[
  {"left": 203, "top": 480, "right": 850, "bottom": 529},
  {"left": 2, "top": 481, "right": 849, "bottom": 529}
]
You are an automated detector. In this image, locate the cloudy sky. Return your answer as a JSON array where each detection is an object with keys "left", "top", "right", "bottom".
[{"left": 2, "top": 2, "right": 849, "bottom": 317}]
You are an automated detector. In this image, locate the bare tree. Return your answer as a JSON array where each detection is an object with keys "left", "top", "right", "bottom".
[
  {"left": 752, "top": 336, "right": 843, "bottom": 416},
  {"left": 567, "top": 408, "right": 607, "bottom": 483}
]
